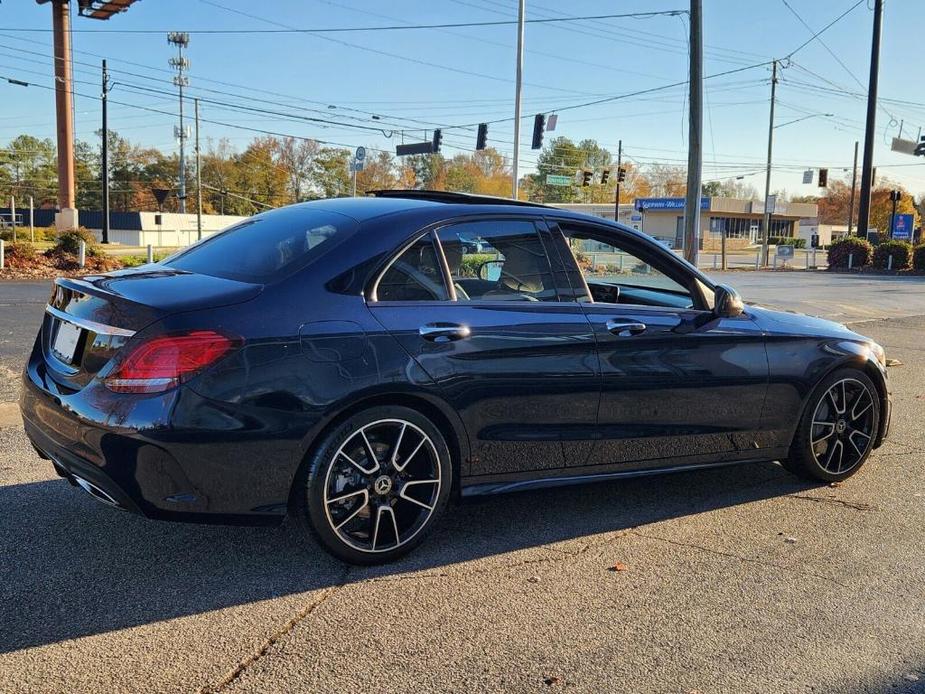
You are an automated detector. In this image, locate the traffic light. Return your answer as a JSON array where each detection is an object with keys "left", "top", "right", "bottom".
[
  {"left": 476, "top": 123, "right": 488, "bottom": 151},
  {"left": 432, "top": 128, "right": 443, "bottom": 153},
  {"left": 581, "top": 170, "right": 593, "bottom": 186},
  {"left": 600, "top": 169, "right": 610, "bottom": 185},
  {"left": 617, "top": 167, "right": 626, "bottom": 182},
  {"left": 531, "top": 114, "right": 546, "bottom": 150},
  {"left": 818, "top": 168, "right": 828, "bottom": 187},
  {"left": 890, "top": 189, "right": 902, "bottom": 203},
  {"left": 915, "top": 136, "right": 925, "bottom": 156}
]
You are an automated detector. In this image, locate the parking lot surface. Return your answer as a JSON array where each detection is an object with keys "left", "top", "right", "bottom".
[{"left": 1, "top": 275, "right": 924, "bottom": 693}]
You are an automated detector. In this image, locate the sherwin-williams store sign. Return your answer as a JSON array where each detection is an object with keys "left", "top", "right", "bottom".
[{"left": 634, "top": 197, "right": 710, "bottom": 211}]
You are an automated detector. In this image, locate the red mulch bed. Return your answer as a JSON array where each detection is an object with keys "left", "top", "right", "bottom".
[{"left": 2, "top": 248, "right": 124, "bottom": 280}]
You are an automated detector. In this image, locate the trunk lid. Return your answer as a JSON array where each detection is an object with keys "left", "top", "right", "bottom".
[{"left": 41, "top": 267, "right": 261, "bottom": 390}]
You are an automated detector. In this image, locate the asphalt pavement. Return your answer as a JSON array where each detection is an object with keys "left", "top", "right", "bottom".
[{"left": 1, "top": 274, "right": 925, "bottom": 693}]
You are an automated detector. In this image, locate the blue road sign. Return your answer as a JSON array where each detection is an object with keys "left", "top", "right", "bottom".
[
  {"left": 634, "top": 197, "right": 710, "bottom": 211},
  {"left": 892, "top": 213, "right": 913, "bottom": 240}
]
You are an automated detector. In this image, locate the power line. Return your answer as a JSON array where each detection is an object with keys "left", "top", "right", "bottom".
[
  {"left": 784, "top": 0, "right": 867, "bottom": 59},
  {"left": 0, "top": 11, "right": 688, "bottom": 34}
]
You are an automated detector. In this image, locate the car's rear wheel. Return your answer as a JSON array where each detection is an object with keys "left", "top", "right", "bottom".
[
  {"left": 293, "top": 406, "right": 452, "bottom": 565},
  {"left": 783, "top": 368, "right": 880, "bottom": 482}
]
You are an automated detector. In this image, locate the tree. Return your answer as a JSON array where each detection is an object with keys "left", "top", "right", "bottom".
[
  {"left": 646, "top": 164, "right": 686, "bottom": 197},
  {"left": 814, "top": 179, "right": 854, "bottom": 226},
  {"left": 0, "top": 134, "right": 57, "bottom": 206},
  {"left": 869, "top": 182, "right": 920, "bottom": 235},
  {"left": 529, "top": 137, "right": 586, "bottom": 203},
  {"left": 274, "top": 136, "right": 318, "bottom": 203},
  {"left": 313, "top": 147, "right": 351, "bottom": 198},
  {"left": 702, "top": 178, "right": 760, "bottom": 200},
  {"left": 355, "top": 150, "right": 398, "bottom": 194},
  {"left": 233, "top": 137, "right": 289, "bottom": 214}
]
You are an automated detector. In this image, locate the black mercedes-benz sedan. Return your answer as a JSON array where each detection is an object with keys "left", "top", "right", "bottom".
[{"left": 21, "top": 191, "right": 891, "bottom": 564}]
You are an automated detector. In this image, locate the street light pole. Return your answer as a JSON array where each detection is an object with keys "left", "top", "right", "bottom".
[
  {"left": 511, "top": 0, "right": 525, "bottom": 200},
  {"left": 760, "top": 59, "right": 778, "bottom": 267},
  {"left": 848, "top": 140, "right": 858, "bottom": 234},
  {"left": 195, "top": 97, "right": 202, "bottom": 241}
]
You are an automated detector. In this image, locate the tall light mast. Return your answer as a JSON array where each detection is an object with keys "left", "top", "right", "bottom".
[{"left": 168, "top": 32, "right": 190, "bottom": 213}]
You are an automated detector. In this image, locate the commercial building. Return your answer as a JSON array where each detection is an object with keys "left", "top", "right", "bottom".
[
  {"left": 552, "top": 198, "right": 818, "bottom": 250},
  {"left": 633, "top": 197, "right": 818, "bottom": 249},
  {"left": 0, "top": 208, "right": 245, "bottom": 247}
]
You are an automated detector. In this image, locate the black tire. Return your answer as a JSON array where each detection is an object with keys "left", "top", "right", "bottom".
[
  {"left": 292, "top": 405, "right": 452, "bottom": 565},
  {"left": 783, "top": 367, "right": 880, "bottom": 482}
]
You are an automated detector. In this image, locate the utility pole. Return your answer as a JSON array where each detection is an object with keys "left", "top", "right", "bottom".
[
  {"left": 857, "top": 0, "right": 883, "bottom": 239},
  {"left": 101, "top": 59, "right": 110, "bottom": 244},
  {"left": 29, "top": 196, "right": 34, "bottom": 242},
  {"left": 760, "top": 60, "right": 778, "bottom": 267},
  {"left": 682, "top": 0, "right": 703, "bottom": 266},
  {"left": 168, "top": 32, "right": 190, "bottom": 213},
  {"left": 511, "top": 0, "right": 525, "bottom": 200},
  {"left": 195, "top": 97, "right": 202, "bottom": 241},
  {"left": 613, "top": 139, "right": 622, "bottom": 221},
  {"left": 51, "top": 0, "right": 77, "bottom": 231},
  {"left": 10, "top": 196, "right": 16, "bottom": 242},
  {"left": 847, "top": 140, "right": 858, "bottom": 233}
]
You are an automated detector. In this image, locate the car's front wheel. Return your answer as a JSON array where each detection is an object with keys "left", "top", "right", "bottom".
[
  {"left": 783, "top": 368, "right": 880, "bottom": 482},
  {"left": 293, "top": 406, "right": 452, "bottom": 565}
]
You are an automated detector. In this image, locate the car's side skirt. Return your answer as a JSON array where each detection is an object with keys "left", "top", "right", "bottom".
[{"left": 459, "top": 449, "right": 789, "bottom": 497}]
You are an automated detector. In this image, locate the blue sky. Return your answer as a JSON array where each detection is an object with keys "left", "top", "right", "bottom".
[{"left": 2, "top": 0, "right": 924, "bottom": 197}]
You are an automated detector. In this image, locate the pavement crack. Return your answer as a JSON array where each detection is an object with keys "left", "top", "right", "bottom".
[
  {"left": 631, "top": 530, "right": 848, "bottom": 588},
  {"left": 201, "top": 566, "right": 350, "bottom": 694},
  {"left": 787, "top": 494, "right": 876, "bottom": 512}
]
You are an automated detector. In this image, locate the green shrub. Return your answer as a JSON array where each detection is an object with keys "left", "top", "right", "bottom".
[
  {"left": 54, "top": 227, "right": 100, "bottom": 257},
  {"left": 911, "top": 244, "right": 925, "bottom": 271},
  {"left": 6, "top": 240, "right": 36, "bottom": 259},
  {"left": 827, "top": 236, "right": 873, "bottom": 269},
  {"left": 768, "top": 236, "right": 806, "bottom": 249},
  {"left": 458, "top": 253, "right": 496, "bottom": 278},
  {"left": 34, "top": 225, "right": 58, "bottom": 242},
  {"left": 872, "top": 240, "right": 913, "bottom": 270}
]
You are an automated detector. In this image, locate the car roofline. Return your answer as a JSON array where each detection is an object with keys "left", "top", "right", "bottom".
[{"left": 367, "top": 189, "right": 552, "bottom": 209}]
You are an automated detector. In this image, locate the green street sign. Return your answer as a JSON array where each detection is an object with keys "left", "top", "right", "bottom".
[{"left": 545, "top": 174, "right": 573, "bottom": 186}]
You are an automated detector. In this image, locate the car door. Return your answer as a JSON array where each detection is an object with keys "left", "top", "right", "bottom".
[
  {"left": 547, "top": 218, "right": 770, "bottom": 469},
  {"left": 367, "top": 217, "right": 600, "bottom": 477}
]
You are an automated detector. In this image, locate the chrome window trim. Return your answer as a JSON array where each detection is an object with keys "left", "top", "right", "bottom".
[{"left": 45, "top": 304, "right": 136, "bottom": 337}]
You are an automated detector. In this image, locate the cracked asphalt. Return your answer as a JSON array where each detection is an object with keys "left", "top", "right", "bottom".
[{"left": 2, "top": 276, "right": 925, "bottom": 693}]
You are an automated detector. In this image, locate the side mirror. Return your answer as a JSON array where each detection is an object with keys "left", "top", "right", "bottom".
[
  {"left": 713, "top": 284, "right": 744, "bottom": 318},
  {"left": 478, "top": 260, "right": 503, "bottom": 282}
]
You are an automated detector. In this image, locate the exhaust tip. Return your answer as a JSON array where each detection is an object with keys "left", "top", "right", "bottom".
[{"left": 72, "top": 475, "right": 125, "bottom": 510}]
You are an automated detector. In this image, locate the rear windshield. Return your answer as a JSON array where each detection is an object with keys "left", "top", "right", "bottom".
[{"left": 162, "top": 207, "right": 357, "bottom": 283}]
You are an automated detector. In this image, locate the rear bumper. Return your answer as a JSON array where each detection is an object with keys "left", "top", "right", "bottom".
[
  {"left": 25, "top": 416, "right": 143, "bottom": 514},
  {"left": 20, "top": 356, "right": 296, "bottom": 526}
]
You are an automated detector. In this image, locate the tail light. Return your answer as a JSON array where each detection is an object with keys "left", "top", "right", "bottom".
[{"left": 105, "top": 330, "right": 238, "bottom": 394}]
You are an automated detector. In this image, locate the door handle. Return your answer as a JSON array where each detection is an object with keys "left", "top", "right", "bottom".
[
  {"left": 605, "top": 319, "right": 646, "bottom": 337},
  {"left": 419, "top": 323, "right": 471, "bottom": 342}
]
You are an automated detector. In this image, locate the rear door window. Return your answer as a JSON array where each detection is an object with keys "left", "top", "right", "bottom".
[
  {"left": 162, "top": 207, "right": 357, "bottom": 283},
  {"left": 437, "top": 220, "right": 559, "bottom": 302},
  {"left": 376, "top": 234, "right": 449, "bottom": 302}
]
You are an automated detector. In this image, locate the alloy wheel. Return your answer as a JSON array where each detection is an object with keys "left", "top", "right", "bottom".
[
  {"left": 322, "top": 418, "right": 441, "bottom": 554},
  {"left": 810, "top": 378, "right": 876, "bottom": 474}
]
